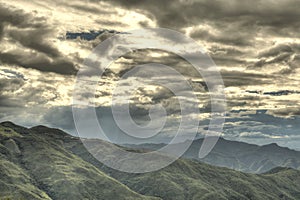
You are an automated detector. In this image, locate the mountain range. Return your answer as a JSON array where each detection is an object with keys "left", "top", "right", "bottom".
[
  {"left": 0, "top": 121, "right": 300, "bottom": 200},
  {"left": 126, "top": 137, "right": 300, "bottom": 173}
]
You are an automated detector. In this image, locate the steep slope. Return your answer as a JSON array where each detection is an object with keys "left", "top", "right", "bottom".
[
  {"left": 1, "top": 122, "right": 300, "bottom": 200},
  {"left": 0, "top": 122, "right": 159, "bottom": 200},
  {"left": 66, "top": 138, "right": 300, "bottom": 200},
  {"left": 0, "top": 146, "right": 51, "bottom": 199},
  {"left": 108, "top": 161, "right": 300, "bottom": 200},
  {"left": 126, "top": 138, "right": 300, "bottom": 173}
]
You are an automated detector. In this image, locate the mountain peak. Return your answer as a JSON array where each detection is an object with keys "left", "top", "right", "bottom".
[
  {"left": 30, "top": 125, "right": 51, "bottom": 130},
  {"left": 263, "top": 143, "right": 279, "bottom": 148},
  {"left": 0, "top": 121, "right": 30, "bottom": 135},
  {"left": 0, "top": 121, "right": 27, "bottom": 130},
  {"left": 0, "top": 121, "right": 18, "bottom": 128}
]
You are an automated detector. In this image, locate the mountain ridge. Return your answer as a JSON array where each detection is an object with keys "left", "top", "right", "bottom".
[
  {"left": 1, "top": 121, "right": 300, "bottom": 200},
  {"left": 125, "top": 137, "right": 300, "bottom": 173}
]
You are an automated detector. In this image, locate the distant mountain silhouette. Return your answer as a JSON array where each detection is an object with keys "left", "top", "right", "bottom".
[{"left": 126, "top": 138, "right": 300, "bottom": 173}]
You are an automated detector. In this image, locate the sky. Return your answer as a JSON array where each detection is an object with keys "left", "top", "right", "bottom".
[{"left": 0, "top": 0, "right": 300, "bottom": 150}]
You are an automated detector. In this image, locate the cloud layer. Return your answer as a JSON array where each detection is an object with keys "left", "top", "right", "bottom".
[{"left": 0, "top": 0, "right": 299, "bottom": 148}]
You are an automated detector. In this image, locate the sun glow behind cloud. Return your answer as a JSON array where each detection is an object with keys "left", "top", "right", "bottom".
[{"left": 0, "top": 0, "right": 299, "bottom": 148}]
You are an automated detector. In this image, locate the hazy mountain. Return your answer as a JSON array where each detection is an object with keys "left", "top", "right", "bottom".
[
  {"left": 126, "top": 138, "right": 300, "bottom": 173},
  {"left": 1, "top": 121, "right": 300, "bottom": 200}
]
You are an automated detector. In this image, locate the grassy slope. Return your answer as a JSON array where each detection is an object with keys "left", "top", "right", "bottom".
[
  {"left": 65, "top": 136, "right": 300, "bottom": 200},
  {"left": 110, "top": 160, "right": 300, "bottom": 200},
  {"left": 0, "top": 155, "right": 52, "bottom": 200},
  {"left": 1, "top": 122, "right": 300, "bottom": 200},
  {"left": 0, "top": 123, "right": 159, "bottom": 200}
]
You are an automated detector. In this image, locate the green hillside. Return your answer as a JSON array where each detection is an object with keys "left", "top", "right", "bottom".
[
  {"left": 0, "top": 122, "right": 158, "bottom": 200},
  {"left": 67, "top": 136, "right": 300, "bottom": 200},
  {"left": 1, "top": 121, "right": 300, "bottom": 200}
]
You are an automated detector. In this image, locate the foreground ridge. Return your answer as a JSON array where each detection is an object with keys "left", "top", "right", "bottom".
[{"left": 0, "top": 122, "right": 299, "bottom": 200}]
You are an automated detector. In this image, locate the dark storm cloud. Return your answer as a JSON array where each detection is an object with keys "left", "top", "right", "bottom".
[
  {"left": 248, "top": 43, "right": 300, "bottom": 73},
  {"left": 0, "top": 3, "right": 77, "bottom": 75},
  {"left": 0, "top": 51, "right": 76, "bottom": 75},
  {"left": 258, "top": 44, "right": 294, "bottom": 58},
  {"left": 103, "top": 0, "right": 300, "bottom": 31},
  {"left": 68, "top": 4, "right": 114, "bottom": 14},
  {"left": 220, "top": 70, "right": 273, "bottom": 87},
  {"left": 0, "top": 78, "right": 26, "bottom": 107},
  {"left": 94, "top": 0, "right": 300, "bottom": 86},
  {"left": 8, "top": 28, "right": 61, "bottom": 57},
  {"left": 190, "top": 28, "right": 252, "bottom": 47},
  {"left": 0, "top": 0, "right": 299, "bottom": 145},
  {"left": 111, "top": 49, "right": 207, "bottom": 80},
  {"left": 0, "top": 4, "right": 41, "bottom": 38},
  {"left": 101, "top": 0, "right": 300, "bottom": 73},
  {"left": 204, "top": 45, "right": 246, "bottom": 67}
]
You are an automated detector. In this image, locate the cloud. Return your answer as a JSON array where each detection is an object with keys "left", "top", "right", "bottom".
[
  {"left": 239, "top": 131, "right": 271, "bottom": 139},
  {"left": 221, "top": 70, "right": 272, "bottom": 87},
  {"left": 40, "top": 105, "right": 180, "bottom": 144},
  {"left": 104, "top": 0, "right": 300, "bottom": 76},
  {"left": 0, "top": 0, "right": 299, "bottom": 149},
  {"left": 221, "top": 110, "right": 300, "bottom": 143},
  {"left": 190, "top": 26, "right": 253, "bottom": 47},
  {"left": 42, "top": 106, "right": 75, "bottom": 130},
  {"left": 0, "top": 3, "right": 77, "bottom": 75},
  {"left": 267, "top": 108, "right": 300, "bottom": 118},
  {"left": 0, "top": 65, "right": 74, "bottom": 108},
  {"left": 105, "top": 0, "right": 300, "bottom": 33},
  {"left": 248, "top": 43, "right": 300, "bottom": 74}
]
